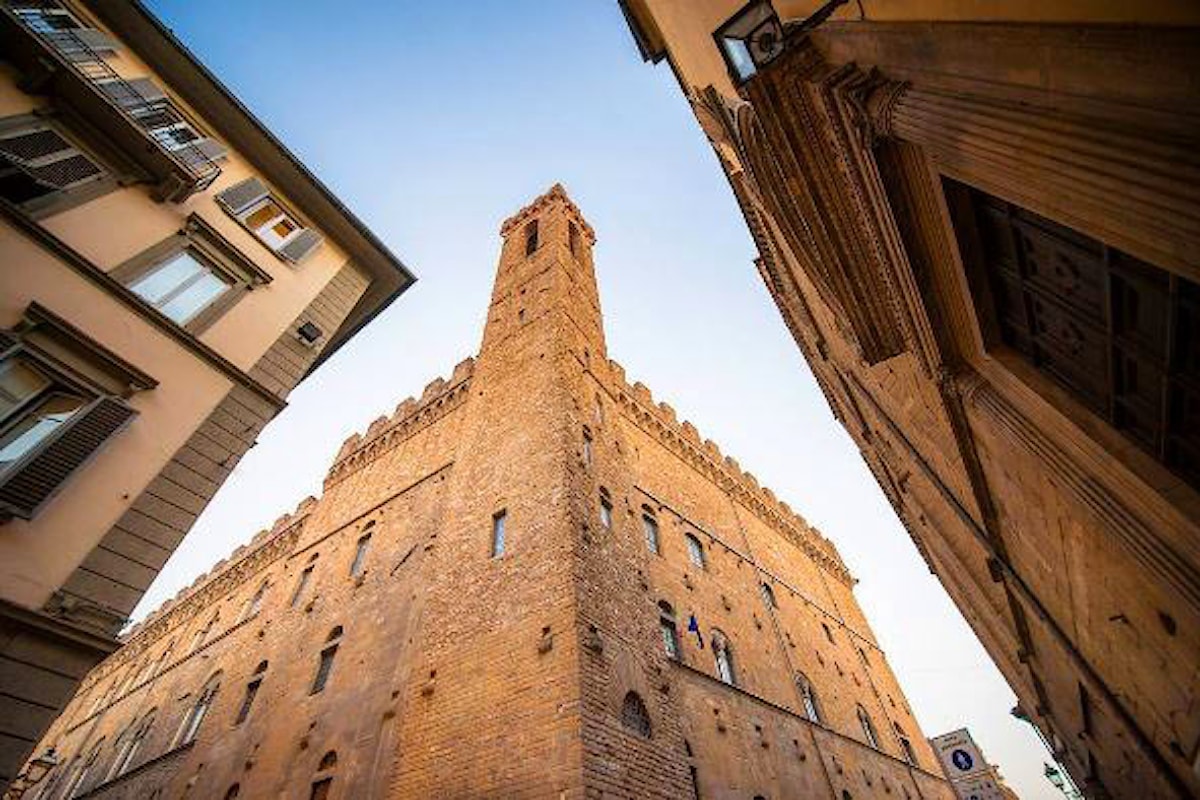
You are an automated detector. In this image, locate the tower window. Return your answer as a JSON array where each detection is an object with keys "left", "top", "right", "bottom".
[
  {"left": 177, "top": 673, "right": 221, "bottom": 746},
  {"left": 350, "top": 533, "right": 372, "bottom": 577},
  {"left": 620, "top": 691, "right": 652, "bottom": 737},
  {"left": 685, "top": 534, "right": 706, "bottom": 569},
  {"left": 569, "top": 221, "right": 580, "bottom": 257},
  {"left": 582, "top": 426, "right": 593, "bottom": 467},
  {"left": 796, "top": 673, "right": 822, "bottom": 725},
  {"left": 760, "top": 582, "right": 777, "bottom": 608},
  {"left": 642, "top": 506, "right": 660, "bottom": 554},
  {"left": 491, "top": 510, "right": 507, "bottom": 558},
  {"left": 599, "top": 488, "right": 613, "bottom": 530},
  {"left": 309, "top": 778, "right": 333, "bottom": 800},
  {"left": 895, "top": 723, "right": 917, "bottom": 764},
  {"left": 821, "top": 622, "right": 834, "bottom": 644},
  {"left": 241, "top": 580, "right": 268, "bottom": 621},
  {"left": 524, "top": 219, "right": 539, "bottom": 256},
  {"left": 235, "top": 661, "right": 268, "bottom": 725},
  {"left": 947, "top": 180, "right": 1200, "bottom": 489},
  {"left": 712, "top": 630, "right": 735, "bottom": 686},
  {"left": 658, "top": 601, "right": 680, "bottom": 660},
  {"left": 311, "top": 627, "right": 342, "bottom": 694},
  {"left": 857, "top": 705, "right": 879, "bottom": 749}
]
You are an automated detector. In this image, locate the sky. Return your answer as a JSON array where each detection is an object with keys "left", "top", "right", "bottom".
[{"left": 137, "top": 2, "right": 1057, "bottom": 797}]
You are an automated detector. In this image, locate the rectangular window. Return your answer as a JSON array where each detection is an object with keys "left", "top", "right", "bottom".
[
  {"left": 948, "top": 181, "right": 1200, "bottom": 490},
  {"left": 0, "top": 117, "right": 110, "bottom": 217},
  {"left": 643, "top": 514, "right": 660, "bottom": 554},
  {"left": 125, "top": 250, "right": 233, "bottom": 327},
  {"left": 600, "top": 495, "right": 613, "bottom": 530},
  {"left": 569, "top": 222, "right": 580, "bottom": 257},
  {"left": 216, "top": 177, "right": 323, "bottom": 263},
  {"left": 660, "top": 618, "right": 679, "bottom": 660},
  {"left": 525, "top": 219, "right": 539, "bottom": 256},
  {"left": 582, "top": 428, "right": 592, "bottom": 467},
  {"left": 350, "top": 534, "right": 371, "bottom": 577},
  {"left": 234, "top": 679, "right": 261, "bottom": 725},
  {"left": 290, "top": 566, "right": 313, "bottom": 607},
  {"left": 491, "top": 510, "right": 506, "bottom": 558}
]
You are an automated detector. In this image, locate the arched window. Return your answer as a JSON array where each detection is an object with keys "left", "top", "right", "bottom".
[
  {"left": 291, "top": 554, "right": 318, "bottom": 607},
  {"left": 796, "top": 673, "right": 822, "bottom": 725},
  {"left": 620, "top": 691, "right": 651, "bottom": 737},
  {"left": 857, "top": 705, "right": 879, "bottom": 749},
  {"left": 658, "top": 601, "right": 680, "bottom": 660},
  {"left": 191, "top": 611, "right": 219, "bottom": 652},
  {"left": 235, "top": 661, "right": 268, "bottom": 725},
  {"left": 712, "top": 630, "right": 735, "bottom": 686},
  {"left": 242, "top": 580, "right": 269, "bottom": 621},
  {"left": 311, "top": 627, "right": 342, "bottom": 694},
  {"left": 524, "top": 219, "right": 539, "bottom": 256},
  {"left": 582, "top": 426, "right": 593, "bottom": 467},
  {"left": 685, "top": 533, "right": 706, "bottom": 569},
  {"left": 351, "top": 532, "right": 372, "bottom": 577},
  {"left": 642, "top": 506, "right": 660, "bottom": 554},
  {"left": 760, "top": 582, "right": 777, "bottom": 608},
  {"left": 895, "top": 722, "right": 917, "bottom": 764},
  {"left": 177, "top": 673, "right": 221, "bottom": 746},
  {"left": 111, "top": 709, "right": 154, "bottom": 778},
  {"left": 310, "top": 749, "right": 337, "bottom": 800},
  {"left": 599, "top": 488, "right": 613, "bottom": 529}
]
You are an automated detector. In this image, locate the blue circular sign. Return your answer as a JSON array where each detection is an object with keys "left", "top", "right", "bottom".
[{"left": 951, "top": 748, "right": 974, "bottom": 771}]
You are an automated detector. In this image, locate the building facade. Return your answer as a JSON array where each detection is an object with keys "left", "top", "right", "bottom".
[
  {"left": 0, "top": 0, "right": 413, "bottom": 787},
  {"left": 616, "top": 2, "right": 1200, "bottom": 798},
  {"left": 21, "top": 187, "right": 953, "bottom": 799}
]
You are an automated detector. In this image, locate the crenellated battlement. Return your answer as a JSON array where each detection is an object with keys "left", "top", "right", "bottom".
[
  {"left": 499, "top": 183, "right": 596, "bottom": 244},
  {"left": 607, "top": 359, "right": 853, "bottom": 585},
  {"left": 323, "top": 357, "right": 475, "bottom": 488}
]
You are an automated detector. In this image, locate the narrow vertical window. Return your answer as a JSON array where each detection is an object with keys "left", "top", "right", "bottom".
[
  {"left": 642, "top": 507, "right": 660, "bottom": 554},
  {"left": 760, "top": 582, "right": 777, "bottom": 608},
  {"left": 311, "top": 627, "right": 342, "bottom": 695},
  {"left": 491, "top": 510, "right": 506, "bottom": 558},
  {"left": 235, "top": 661, "right": 268, "bottom": 725},
  {"left": 310, "top": 778, "right": 333, "bottom": 800},
  {"left": 895, "top": 723, "right": 916, "bottom": 764},
  {"left": 291, "top": 555, "right": 318, "bottom": 607},
  {"left": 241, "top": 580, "right": 268, "bottom": 621},
  {"left": 568, "top": 221, "right": 580, "bottom": 257},
  {"left": 582, "top": 427, "right": 593, "bottom": 467},
  {"left": 177, "top": 673, "right": 221, "bottom": 746},
  {"left": 821, "top": 622, "right": 834, "bottom": 644},
  {"left": 524, "top": 219, "right": 539, "bottom": 256},
  {"left": 594, "top": 394, "right": 603, "bottom": 425},
  {"left": 658, "top": 601, "right": 679, "bottom": 660},
  {"left": 350, "top": 533, "right": 371, "bottom": 577},
  {"left": 857, "top": 705, "right": 879, "bottom": 749},
  {"left": 796, "top": 673, "right": 822, "bottom": 725},
  {"left": 685, "top": 534, "right": 706, "bottom": 569},
  {"left": 712, "top": 630, "right": 735, "bottom": 686},
  {"left": 599, "top": 488, "right": 613, "bottom": 530},
  {"left": 191, "top": 612, "right": 218, "bottom": 652}
]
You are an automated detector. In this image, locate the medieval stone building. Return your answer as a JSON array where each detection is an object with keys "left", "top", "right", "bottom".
[
  {"left": 617, "top": 2, "right": 1199, "bottom": 798},
  {"left": 22, "top": 187, "right": 954, "bottom": 799}
]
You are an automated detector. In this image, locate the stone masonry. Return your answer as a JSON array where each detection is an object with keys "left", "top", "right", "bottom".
[{"left": 23, "top": 186, "right": 956, "bottom": 799}]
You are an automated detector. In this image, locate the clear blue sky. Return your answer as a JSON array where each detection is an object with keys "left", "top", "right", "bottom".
[{"left": 138, "top": 2, "right": 1055, "bottom": 797}]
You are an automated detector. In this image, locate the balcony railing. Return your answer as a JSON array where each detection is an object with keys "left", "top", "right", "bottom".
[{"left": 2, "top": 1, "right": 222, "bottom": 199}]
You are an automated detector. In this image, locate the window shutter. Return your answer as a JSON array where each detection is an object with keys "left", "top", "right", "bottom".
[
  {"left": 0, "top": 397, "right": 135, "bottom": 519},
  {"left": 278, "top": 229, "right": 323, "bottom": 263},
  {"left": 101, "top": 77, "right": 165, "bottom": 109},
  {"left": 0, "top": 127, "right": 103, "bottom": 189},
  {"left": 216, "top": 177, "right": 268, "bottom": 215},
  {"left": 177, "top": 138, "right": 228, "bottom": 166},
  {"left": 0, "top": 331, "right": 18, "bottom": 354},
  {"left": 74, "top": 28, "right": 119, "bottom": 53}
]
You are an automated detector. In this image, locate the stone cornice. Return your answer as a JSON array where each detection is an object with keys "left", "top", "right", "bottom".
[
  {"left": 323, "top": 358, "right": 474, "bottom": 488},
  {"left": 608, "top": 360, "right": 853, "bottom": 585}
]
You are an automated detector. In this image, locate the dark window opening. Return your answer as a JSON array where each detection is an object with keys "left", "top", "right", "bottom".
[
  {"left": 311, "top": 628, "right": 342, "bottom": 694},
  {"left": 524, "top": 219, "right": 539, "bottom": 256},
  {"left": 569, "top": 221, "right": 580, "bottom": 257},
  {"left": 620, "top": 691, "right": 652, "bottom": 737},
  {"left": 946, "top": 180, "right": 1200, "bottom": 490}
]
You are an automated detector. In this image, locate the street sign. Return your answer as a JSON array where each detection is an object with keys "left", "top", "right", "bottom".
[{"left": 930, "top": 728, "right": 988, "bottom": 780}]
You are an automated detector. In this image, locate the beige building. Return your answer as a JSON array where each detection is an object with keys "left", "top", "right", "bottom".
[
  {"left": 0, "top": 0, "right": 412, "bottom": 788},
  {"left": 617, "top": 1, "right": 1199, "bottom": 798},
  {"left": 19, "top": 187, "right": 953, "bottom": 799}
]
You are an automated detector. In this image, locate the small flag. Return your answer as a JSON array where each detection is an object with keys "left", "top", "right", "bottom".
[{"left": 688, "top": 615, "right": 703, "bottom": 649}]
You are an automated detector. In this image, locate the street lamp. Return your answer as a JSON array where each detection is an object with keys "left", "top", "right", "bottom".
[
  {"left": 712, "top": 0, "right": 851, "bottom": 85},
  {"left": 3, "top": 747, "right": 58, "bottom": 799}
]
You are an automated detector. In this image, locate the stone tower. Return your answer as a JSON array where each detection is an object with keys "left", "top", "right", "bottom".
[{"left": 23, "top": 187, "right": 955, "bottom": 800}]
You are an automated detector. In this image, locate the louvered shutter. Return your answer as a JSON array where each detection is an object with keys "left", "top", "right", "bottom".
[
  {"left": 176, "top": 139, "right": 228, "bottom": 166},
  {"left": 73, "top": 28, "right": 118, "bottom": 53},
  {"left": 0, "top": 331, "right": 17, "bottom": 354},
  {"left": 101, "top": 77, "right": 165, "bottom": 110},
  {"left": 0, "top": 127, "right": 103, "bottom": 189},
  {"left": 216, "top": 177, "right": 268, "bottom": 215},
  {"left": 278, "top": 229, "right": 323, "bottom": 263},
  {"left": 0, "top": 397, "right": 135, "bottom": 519}
]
